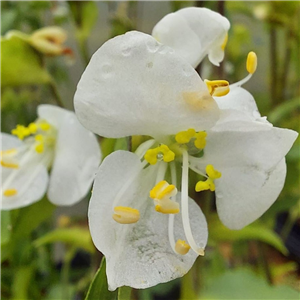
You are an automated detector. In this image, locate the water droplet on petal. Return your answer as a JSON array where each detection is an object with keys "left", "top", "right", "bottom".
[
  {"left": 101, "top": 63, "right": 113, "bottom": 78},
  {"left": 121, "top": 46, "right": 132, "bottom": 56},
  {"left": 147, "top": 62, "right": 153, "bottom": 69},
  {"left": 146, "top": 40, "right": 159, "bottom": 53}
]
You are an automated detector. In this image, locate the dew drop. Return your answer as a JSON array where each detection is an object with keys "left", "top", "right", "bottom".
[
  {"left": 146, "top": 40, "right": 159, "bottom": 53},
  {"left": 101, "top": 63, "right": 113, "bottom": 78},
  {"left": 147, "top": 62, "right": 153, "bottom": 69},
  {"left": 121, "top": 46, "right": 132, "bottom": 56}
]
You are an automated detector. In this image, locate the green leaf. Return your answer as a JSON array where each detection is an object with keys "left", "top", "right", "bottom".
[
  {"left": 85, "top": 257, "right": 117, "bottom": 300},
  {"left": 12, "top": 197, "right": 55, "bottom": 239},
  {"left": 268, "top": 97, "right": 300, "bottom": 124},
  {"left": 1, "top": 35, "right": 51, "bottom": 87},
  {"left": 118, "top": 286, "right": 132, "bottom": 300},
  {"left": 199, "top": 268, "right": 299, "bottom": 299},
  {"left": 12, "top": 266, "right": 34, "bottom": 300},
  {"left": 209, "top": 216, "right": 288, "bottom": 255},
  {"left": 1, "top": 210, "right": 11, "bottom": 245},
  {"left": 34, "top": 227, "right": 95, "bottom": 253}
]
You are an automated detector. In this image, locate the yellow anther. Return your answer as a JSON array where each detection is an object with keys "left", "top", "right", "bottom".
[
  {"left": 112, "top": 206, "right": 140, "bottom": 224},
  {"left": 28, "top": 123, "right": 38, "bottom": 134},
  {"left": 1, "top": 161, "right": 19, "bottom": 169},
  {"left": 175, "top": 239, "right": 191, "bottom": 255},
  {"left": 155, "top": 204, "right": 179, "bottom": 214},
  {"left": 144, "top": 145, "right": 175, "bottom": 165},
  {"left": 204, "top": 79, "right": 230, "bottom": 97},
  {"left": 150, "top": 180, "right": 176, "bottom": 200},
  {"left": 11, "top": 125, "right": 30, "bottom": 140},
  {"left": 246, "top": 51, "right": 257, "bottom": 74},
  {"left": 195, "top": 178, "right": 216, "bottom": 192},
  {"left": 158, "top": 145, "right": 175, "bottom": 163},
  {"left": 35, "top": 143, "right": 44, "bottom": 153},
  {"left": 3, "top": 189, "right": 17, "bottom": 197},
  {"left": 221, "top": 33, "right": 228, "bottom": 51},
  {"left": 39, "top": 122, "right": 51, "bottom": 131},
  {"left": 1, "top": 149, "right": 17, "bottom": 155},
  {"left": 35, "top": 134, "right": 44, "bottom": 142},
  {"left": 194, "top": 131, "right": 207, "bottom": 149},
  {"left": 175, "top": 129, "right": 196, "bottom": 144},
  {"left": 206, "top": 164, "right": 221, "bottom": 179},
  {"left": 144, "top": 148, "right": 159, "bottom": 165}
]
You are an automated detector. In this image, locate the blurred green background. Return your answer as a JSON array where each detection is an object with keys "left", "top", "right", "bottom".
[{"left": 1, "top": 1, "right": 300, "bottom": 300}]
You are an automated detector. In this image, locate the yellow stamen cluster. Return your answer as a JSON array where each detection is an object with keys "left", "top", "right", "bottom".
[
  {"left": 144, "top": 144, "right": 175, "bottom": 165},
  {"left": 175, "top": 239, "right": 190, "bottom": 255},
  {"left": 150, "top": 180, "right": 179, "bottom": 214},
  {"left": 11, "top": 121, "right": 51, "bottom": 140},
  {"left": 35, "top": 134, "right": 44, "bottom": 153},
  {"left": 246, "top": 51, "right": 257, "bottom": 74},
  {"left": 204, "top": 79, "right": 230, "bottom": 97},
  {"left": 175, "top": 128, "right": 207, "bottom": 150},
  {"left": 195, "top": 164, "right": 221, "bottom": 192},
  {"left": 3, "top": 189, "right": 17, "bottom": 197},
  {"left": 112, "top": 206, "right": 140, "bottom": 224}
]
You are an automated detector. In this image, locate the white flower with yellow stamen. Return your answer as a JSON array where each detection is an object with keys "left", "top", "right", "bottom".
[
  {"left": 1, "top": 105, "right": 101, "bottom": 210},
  {"left": 75, "top": 31, "right": 216, "bottom": 290},
  {"left": 189, "top": 52, "right": 298, "bottom": 230},
  {"left": 152, "top": 7, "right": 230, "bottom": 67}
]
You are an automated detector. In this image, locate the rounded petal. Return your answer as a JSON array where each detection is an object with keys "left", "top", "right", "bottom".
[
  {"left": 1, "top": 133, "right": 49, "bottom": 210},
  {"left": 74, "top": 31, "right": 219, "bottom": 140},
  {"left": 152, "top": 7, "right": 230, "bottom": 67},
  {"left": 215, "top": 159, "right": 287, "bottom": 229},
  {"left": 202, "top": 126, "right": 298, "bottom": 171},
  {"left": 89, "top": 151, "right": 207, "bottom": 290},
  {"left": 47, "top": 112, "right": 101, "bottom": 206},
  {"left": 37, "top": 104, "right": 71, "bottom": 128}
]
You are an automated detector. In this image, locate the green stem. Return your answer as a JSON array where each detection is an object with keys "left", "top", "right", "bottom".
[
  {"left": 270, "top": 25, "right": 278, "bottom": 106},
  {"left": 257, "top": 242, "right": 273, "bottom": 285},
  {"left": 61, "top": 247, "right": 76, "bottom": 300},
  {"left": 79, "top": 40, "right": 90, "bottom": 67},
  {"left": 49, "top": 80, "right": 65, "bottom": 108}
]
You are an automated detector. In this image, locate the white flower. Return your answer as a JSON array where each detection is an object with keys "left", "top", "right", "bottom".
[
  {"left": 1, "top": 105, "right": 101, "bottom": 210},
  {"left": 75, "top": 31, "right": 218, "bottom": 290},
  {"left": 189, "top": 56, "right": 298, "bottom": 229},
  {"left": 152, "top": 7, "right": 230, "bottom": 68}
]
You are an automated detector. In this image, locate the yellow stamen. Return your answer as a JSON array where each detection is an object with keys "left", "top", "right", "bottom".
[
  {"left": 206, "top": 164, "right": 221, "bottom": 179},
  {"left": 28, "top": 123, "right": 38, "bottom": 134},
  {"left": 158, "top": 145, "right": 175, "bottom": 163},
  {"left": 204, "top": 79, "right": 230, "bottom": 97},
  {"left": 3, "top": 189, "right": 17, "bottom": 197},
  {"left": 221, "top": 33, "right": 228, "bottom": 50},
  {"left": 246, "top": 51, "right": 257, "bottom": 74},
  {"left": 175, "top": 128, "right": 196, "bottom": 144},
  {"left": 144, "top": 148, "right": 158, "bottom": 165},
  {"left": 1, "top": 160, "right": 19, "bottom": 169},
  {"left": 175, "top": 239, "right": 191, "bottom": 255},
  {"left": 39, "top": 122, "right": 51, "bottom": 131},
  {"left": 150, "top": 181, "right": 179, "bottom": 214},
  {"left": 194, "top": 131, "right": 207, "bottom": 149},
  {"left": 112, "top": 206, "right": 140, "bottom": 224},
  {"left": 144, "top": 145, "right": 175, "bottom": 165},
  {"left": 1, "top": 149, "right": 17, "bottom": 155},
  {"left": 35, "top": 143, "right": 44, "bottom": 153},
  {"left": 195, "top": 178, "right": 216, "bottom": 192},
  {"left": 195, "top": 165, "right": 221, "bottom": 192},
  {"left": 35, "top": 134, "right": 44, "bottom": 141},
  {"left": 11, "top": 125, "right": 30, "bottom": 140}
]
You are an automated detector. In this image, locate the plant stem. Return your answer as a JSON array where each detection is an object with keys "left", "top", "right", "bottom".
[
  {"left": 61, "top": 247, "right": 76, "bottom": 300},
  {"left": 270, "top": 25, "right": 279, "bottom": 106},
  {"left": 49, "top": 80, "right": 64, "bottom": 108}
]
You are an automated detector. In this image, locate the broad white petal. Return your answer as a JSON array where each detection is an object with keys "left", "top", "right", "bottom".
[
  {"left": 215, "top": 159, "right": 287, "bottom": 229},
  {"left": 1, "top": 134, "right": 48, "bottom": 210},
  {"left": 152, "top": 7, "right": 230, "bottom": 67},
  {"left": 89, "top": 151, "right": 207, "bottom": 290},
  {"left": 47, "top": 112, "right": 101, "bottom": 206},
  {"left": 152, "top": 13, "right": 202, "bottom": 68},
  {"left": 201, "top": 126, "right": 298, "bottom": 171},
  {"left": 37, "top": 104, "right": 71, "bottom": 128},
  {"left": 74, "top": 31, "right": 219, "bottom": 140}
]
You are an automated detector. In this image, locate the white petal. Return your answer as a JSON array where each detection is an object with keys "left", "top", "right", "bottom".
[
  {"left": 215, "top": 159, "right": 287, "bottom": 229},
  {"left": 37, "top": 104, "right": 71, "bottom": 128},
  {"left": 89, "top": 151, "right": 207, "bottom": 290},
  {"left": 74, "top": 31, "right": 219, "bottom": 140},
  {"left": 1, "top": 134, "right": 48, "bottom": 210},
  {"left": 202, "top": 126, "right": 298, "bottom": 171},
  {"left": 152, "top": 7, "right": 230, "bottom": 67},
  {"left": 47, "top": 112, "right": 101, "bottom": 206},
  {"left": 152, "top": 13, "right": 202, "bottom": 68}
]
